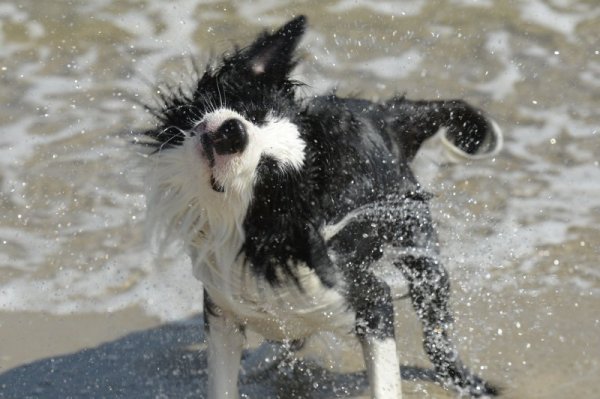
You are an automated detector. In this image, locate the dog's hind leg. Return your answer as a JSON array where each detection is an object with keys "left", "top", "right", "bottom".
[
  {"left": 397, "top": 255, "right": 498, "bottom": 397},
  {"left": 360, "top": 324, "right": 403, "bottom": 399},
  {"left": 335, "top": 221, "right": 403, "bottom": 398},
  {"left": 351, "top": 271, "right": 402, "bottom": 398}
]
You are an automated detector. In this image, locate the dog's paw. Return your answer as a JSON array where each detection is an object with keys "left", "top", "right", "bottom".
[
  {"left": 437, "top": 365, "right": 501, "bottom": 398},
  {"left": 458, "top": 374, "right": 501, "bottom": 398}
]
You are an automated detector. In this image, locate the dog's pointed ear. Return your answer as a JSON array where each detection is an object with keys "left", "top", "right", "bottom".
[{"left": 244, "top": 15, "right": 306, "bottom": 81}]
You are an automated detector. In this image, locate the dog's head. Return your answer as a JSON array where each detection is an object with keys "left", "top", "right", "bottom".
[{"left": 141, "top": 16, "right": 310, "bottom": 256}]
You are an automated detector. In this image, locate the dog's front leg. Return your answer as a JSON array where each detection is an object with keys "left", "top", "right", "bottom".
[
  {"left": 204, "top": 292, "right": 244, "bottom": 399},
  {"left": 361, "top": 333, "right": 402, "bottom": 399},
  {"left": 355, "top": 277, "right": 402, "bottom": 399},
  {"left": 337, "top": 222, "right": 403, "bottom": 398}
]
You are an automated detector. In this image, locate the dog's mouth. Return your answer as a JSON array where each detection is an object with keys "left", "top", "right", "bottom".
[{"left": 210, "top": 175, "right": 225, "bottom": 193}]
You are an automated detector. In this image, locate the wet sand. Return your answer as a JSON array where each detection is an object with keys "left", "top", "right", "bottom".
[
  {"left": 0, "top": 308, "right": 161, "bottom": 371},
  {"left": 1, "top": 287, "right": 597, "bottom": 398}
]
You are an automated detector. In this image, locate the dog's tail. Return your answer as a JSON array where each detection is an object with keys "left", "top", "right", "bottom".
[{"left": 384, "top": 97, "right": 502, "bottom": 162}]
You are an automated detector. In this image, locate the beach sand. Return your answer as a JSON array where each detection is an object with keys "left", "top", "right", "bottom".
[
  {"left": 0, "top": 308, "right": 161, "bottom": 371},
  {"left": 1, "top": 287, "right": 597, "bottom": 398}
]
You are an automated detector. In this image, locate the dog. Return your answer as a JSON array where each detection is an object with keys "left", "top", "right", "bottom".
[{"left": 138, "top": 15, "right": 500, "bottom": 398}]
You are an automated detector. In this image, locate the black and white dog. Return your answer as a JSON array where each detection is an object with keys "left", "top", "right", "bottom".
[{"left": 140, "top": 16, "right": 500, "bottom": 398}]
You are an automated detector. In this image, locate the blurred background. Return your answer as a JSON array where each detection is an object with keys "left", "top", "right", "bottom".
[{"left": 0, "top": 1, "right": 598, "bottom": 398}]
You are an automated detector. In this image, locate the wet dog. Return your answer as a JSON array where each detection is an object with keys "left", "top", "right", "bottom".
[{"left": 139, "top": 16, "right": 499, "bottom": 398}]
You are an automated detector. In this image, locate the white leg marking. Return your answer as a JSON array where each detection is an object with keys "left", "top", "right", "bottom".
[
  {"left": 206, "top": 313, "right": 244, "bottom": 399},
  {"left": 361, "top": 336, "right": 402, "bottom": 399}
]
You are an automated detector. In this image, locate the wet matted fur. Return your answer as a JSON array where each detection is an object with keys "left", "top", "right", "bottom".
[{"left": 139, "top": 15, "right": 499, "bottom": 399}]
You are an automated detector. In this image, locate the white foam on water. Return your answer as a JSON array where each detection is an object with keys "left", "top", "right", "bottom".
[
  {"left": 519, "top": 0, "right": 596, "bottom": 37},
  {"left": 449, "top": 0, "right": 494, "bottom": 7},
  {"left": 0, "top": 4, "right": 42, "bottom": 56},
  {"left": 236, "top": 1, "right": 293, "bottom": 24},
  {"left": 476, "top": 31, "right": 523, "bottom": 100},
  {"left": 328, "top": 0, "right": 426, "bottom": 16},
  {"left": 356, "top": 49, "right": 423, "bottom": 79},
  {"left": 0, "top": 249, "right": 203, "bottom": 321},
  {"left": 0, "top": 228, "right": 60, "bottom": 272}
]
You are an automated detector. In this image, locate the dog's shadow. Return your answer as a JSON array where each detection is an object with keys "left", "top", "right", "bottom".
[{"left": 0, "top": 315, "right": 437, "bottom": 398}]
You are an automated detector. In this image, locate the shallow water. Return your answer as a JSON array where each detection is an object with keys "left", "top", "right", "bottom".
[{"left": 0, "top": 0, "right": 599, "bottom": 397}]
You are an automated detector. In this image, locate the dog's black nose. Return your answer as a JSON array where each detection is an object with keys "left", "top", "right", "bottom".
[{"left": 212, "top": 118, "right": 248, "bottom": 155}]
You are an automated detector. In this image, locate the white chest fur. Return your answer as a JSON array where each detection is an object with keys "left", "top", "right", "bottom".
[{"left": 193, "top": 251, "right": 355, "bottom": 341}]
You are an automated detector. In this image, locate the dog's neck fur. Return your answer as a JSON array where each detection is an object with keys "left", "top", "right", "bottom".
[{"left": 145, "top": 135, "right": 248, "bottom": 267}]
